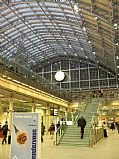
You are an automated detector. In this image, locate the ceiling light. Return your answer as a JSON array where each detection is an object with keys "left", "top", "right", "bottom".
[
  {"left": 115, "top": 27, "right": 118, "bottom": 30},
  {"left": 69, "top": 45, "right": 72, "bottom": 48},
  {"left": 116, "top": 43, "right": 118, "bottom": 46},
  {"left": 95, "top": 16, "right": 98, "bottom": 20},
  {"left": 81, "top": 47, "right": 83, "bottom": 51},
  {"left": 104, "top": 106, "right": 108, "bottom": 110},
  {"left": 111, "top": 102, "right": 119, "bottom": 106},
  {"left": 64, "top": 52, "right": 67, "bottom": 55},
  {"left": 75, "top": 53, "right": 77, "bottom": 56},
  {"left": 74, "top": 4, "right": 79, "bottom": 13},
  {"left": 92, "top": 52, "right": 96, "bottom": 55},
  {"left": 82, "top": 27, "right": 86, "bottom": 31},
  {"left": 7, "top": 77, "right": 11, "bottom": 80},
  {"left": 114, "top": 23, "right": 117, "bottom": 26},
  {"left": 117, "top": 66, "right": 119, "bottom": 68},
  {"left": 2, "top": 75, "right": 7, "bottom": 78},
  {"left": 117, "top": 56, "right": 119, "bottom": 59},
  {"left": 88, "top": 41, "right": 91, "bottom": 44}
]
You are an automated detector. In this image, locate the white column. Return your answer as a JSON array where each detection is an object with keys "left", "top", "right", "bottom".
[
  {"left": 32, "top": 104, "right": 36, "bottom": 112},
  {"left": 8, "top": 98, "right": 14, "bottom": 134},
  {"left": 45, "top": 106, "right": 50, "bottom": 134}
]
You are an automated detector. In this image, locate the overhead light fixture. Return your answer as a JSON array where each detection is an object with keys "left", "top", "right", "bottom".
[
  {"left": 117, "top": 56, "right": 119, "bottom": 59},
  {"left": 114, "top": 23, "right": 117, "bottom": 26},
  {"left": 69, "top": 45, "right": 72, "bottom": 48},
  {"left": 2, "top": 75, "right": 7, "bottom": 78},
  {"left": 95, "top": 16, "right": 98, "bottom": 20},
  {"left": 7, "top": 77, "right": 11, "bottom": 80},
  {"left": 104, "top": 106, "right": 108, "bottom": 110},
  {"left": 74, "top": 4, "right": 79, "bottom": 13},
  {"left": 116, "top": 43, "right": 118, "bottom": 46},
  {"left": 88, "top": 41, "right": 91, "bottom": 44},
  {"left": 92, "top": 52, "right": 96, "bottom": 55},
  {"left": 82, "top": 27, "right": 86, "bottom": 31},
  {"left": 81, "top": 47, "right": 84, "bottom": 51}
]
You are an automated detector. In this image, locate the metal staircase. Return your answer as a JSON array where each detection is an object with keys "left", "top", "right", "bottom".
[{"left": 59, "top": 98, "right": 102, "bottom": 147}]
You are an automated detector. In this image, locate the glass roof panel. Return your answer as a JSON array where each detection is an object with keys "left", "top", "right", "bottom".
[{"left": 1, "top": 0, "right": 117, "bottom": 72}]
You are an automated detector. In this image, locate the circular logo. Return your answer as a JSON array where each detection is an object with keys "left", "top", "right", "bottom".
[{"left": 32, "top": 115, "right": 37, "bottom": 122}]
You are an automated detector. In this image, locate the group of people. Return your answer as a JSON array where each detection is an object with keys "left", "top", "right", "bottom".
[
  {"left": 110, "top": 122, "right": 119, "bottom": 133},
  {"left": 41, "top": 121, "right": 67, "bottom": 142},
  {"left": 41, "top": 122, "right": 56, "bottom": 142},
  {"left": 41, "top": 117, "right": 87, "bottom": 142},
  {"left": 77, "top": 117, "right": 119, "bottom": 140},
  {"left": 0, "top": 121, "right": 10, "bottom": 145},
  {"left": 92, "top": 89, "right": 104, "bottom": 98},
  {"left": 102, "top": 121, "right": 119, "bottom": 138}
]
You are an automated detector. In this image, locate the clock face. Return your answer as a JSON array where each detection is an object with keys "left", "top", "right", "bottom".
[{"left": 55, "top": 71, "right": 65, "bottom": 81}]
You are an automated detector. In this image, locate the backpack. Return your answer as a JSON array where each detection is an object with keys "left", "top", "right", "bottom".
[{"left": 2, "top": 125, "right": 7, "bottom": 133}]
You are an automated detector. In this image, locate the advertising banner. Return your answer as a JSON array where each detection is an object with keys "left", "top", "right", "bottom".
[{"left": 10, "top": 113, "right": 41, "bottom": 159}]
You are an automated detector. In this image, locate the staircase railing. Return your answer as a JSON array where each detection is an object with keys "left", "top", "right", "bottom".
[
  {"left": 74, "top": 96, "right": 92, "bottom": 125},
  {"left": 89, "top": 126, "right": 103, "bottom": 146},
  {"left": 0, "top": 55, "right": 70, "bottom": 100},
  {"left": 55, "top": 123, "right": 68, "bottom": 145}
]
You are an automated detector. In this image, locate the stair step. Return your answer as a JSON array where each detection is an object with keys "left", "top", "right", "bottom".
[{"left": 59, "top": 143, "right": 90, "bottom": 147}]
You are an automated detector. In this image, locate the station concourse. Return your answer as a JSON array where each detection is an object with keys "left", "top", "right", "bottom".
[{"left": 0, "top": 0, "right": 119, "bottom": 159}]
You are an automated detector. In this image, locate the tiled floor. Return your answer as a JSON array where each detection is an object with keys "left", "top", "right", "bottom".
[{"left": 0, "top": 130, "right": 119, "bottom": 159}]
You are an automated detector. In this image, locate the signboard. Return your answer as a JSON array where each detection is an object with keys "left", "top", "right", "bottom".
[
  {"left": 50, "top": 108, "right": 58, "bottom": 116},
  {"left": 10, "top": 113, "right": 41, "bottom": 159}
]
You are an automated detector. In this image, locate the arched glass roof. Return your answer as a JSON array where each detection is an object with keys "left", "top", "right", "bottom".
[{"left": 1, "top": 0, "right": 118, "bottom": 72}]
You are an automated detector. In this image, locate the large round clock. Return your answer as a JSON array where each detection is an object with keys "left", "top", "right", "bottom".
[{"left": 55, "top": 71, "right": 65, "bottom": 81}]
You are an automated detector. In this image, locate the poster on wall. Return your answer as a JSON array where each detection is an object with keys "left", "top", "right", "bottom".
[{"left": 10, "top": 112, "right": 41, "bottom": 159}]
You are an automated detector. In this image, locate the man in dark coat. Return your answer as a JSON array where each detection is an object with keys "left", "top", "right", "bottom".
[
  {"left": 2, "top": 121, "right": 10, "bottom": 145},
  {"left": 77, "top": 116, "right": 86, "bottom": 139},
  {"left": 41, "top": 122, "right": 45, "bottom": 142}
]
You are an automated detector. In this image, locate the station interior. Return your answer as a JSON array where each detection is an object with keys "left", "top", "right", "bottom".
[{"left": 0, "top": 0, "right": 119, "bottom": 159}]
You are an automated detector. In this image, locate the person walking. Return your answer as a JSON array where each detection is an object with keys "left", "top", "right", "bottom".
[
  {"left": 102, "top": 122, "right": 108, "bottom": 137},
  {"left": 77, "top": 116, "right": 86, "bottom": 139},
  {"left": 56, "top": 121, "right": 60, "bottom": 136},
  {"left": 48, "top": 123, "right": 55, "bottom": 139},
  {"left": 0, "top": 123, "right": 3, "bottom": 139},
  {"left": 110, "top": 122, "right": 115, "bottom": 130},
  {"left": 2, "top": 121, "right": 10, "bottom": 145},
  {"left": 41, "top": 122, "right": 45, "bottom": 143},
  {"left": 116, "top": 122, "right": 119, "bottom": 133}
]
